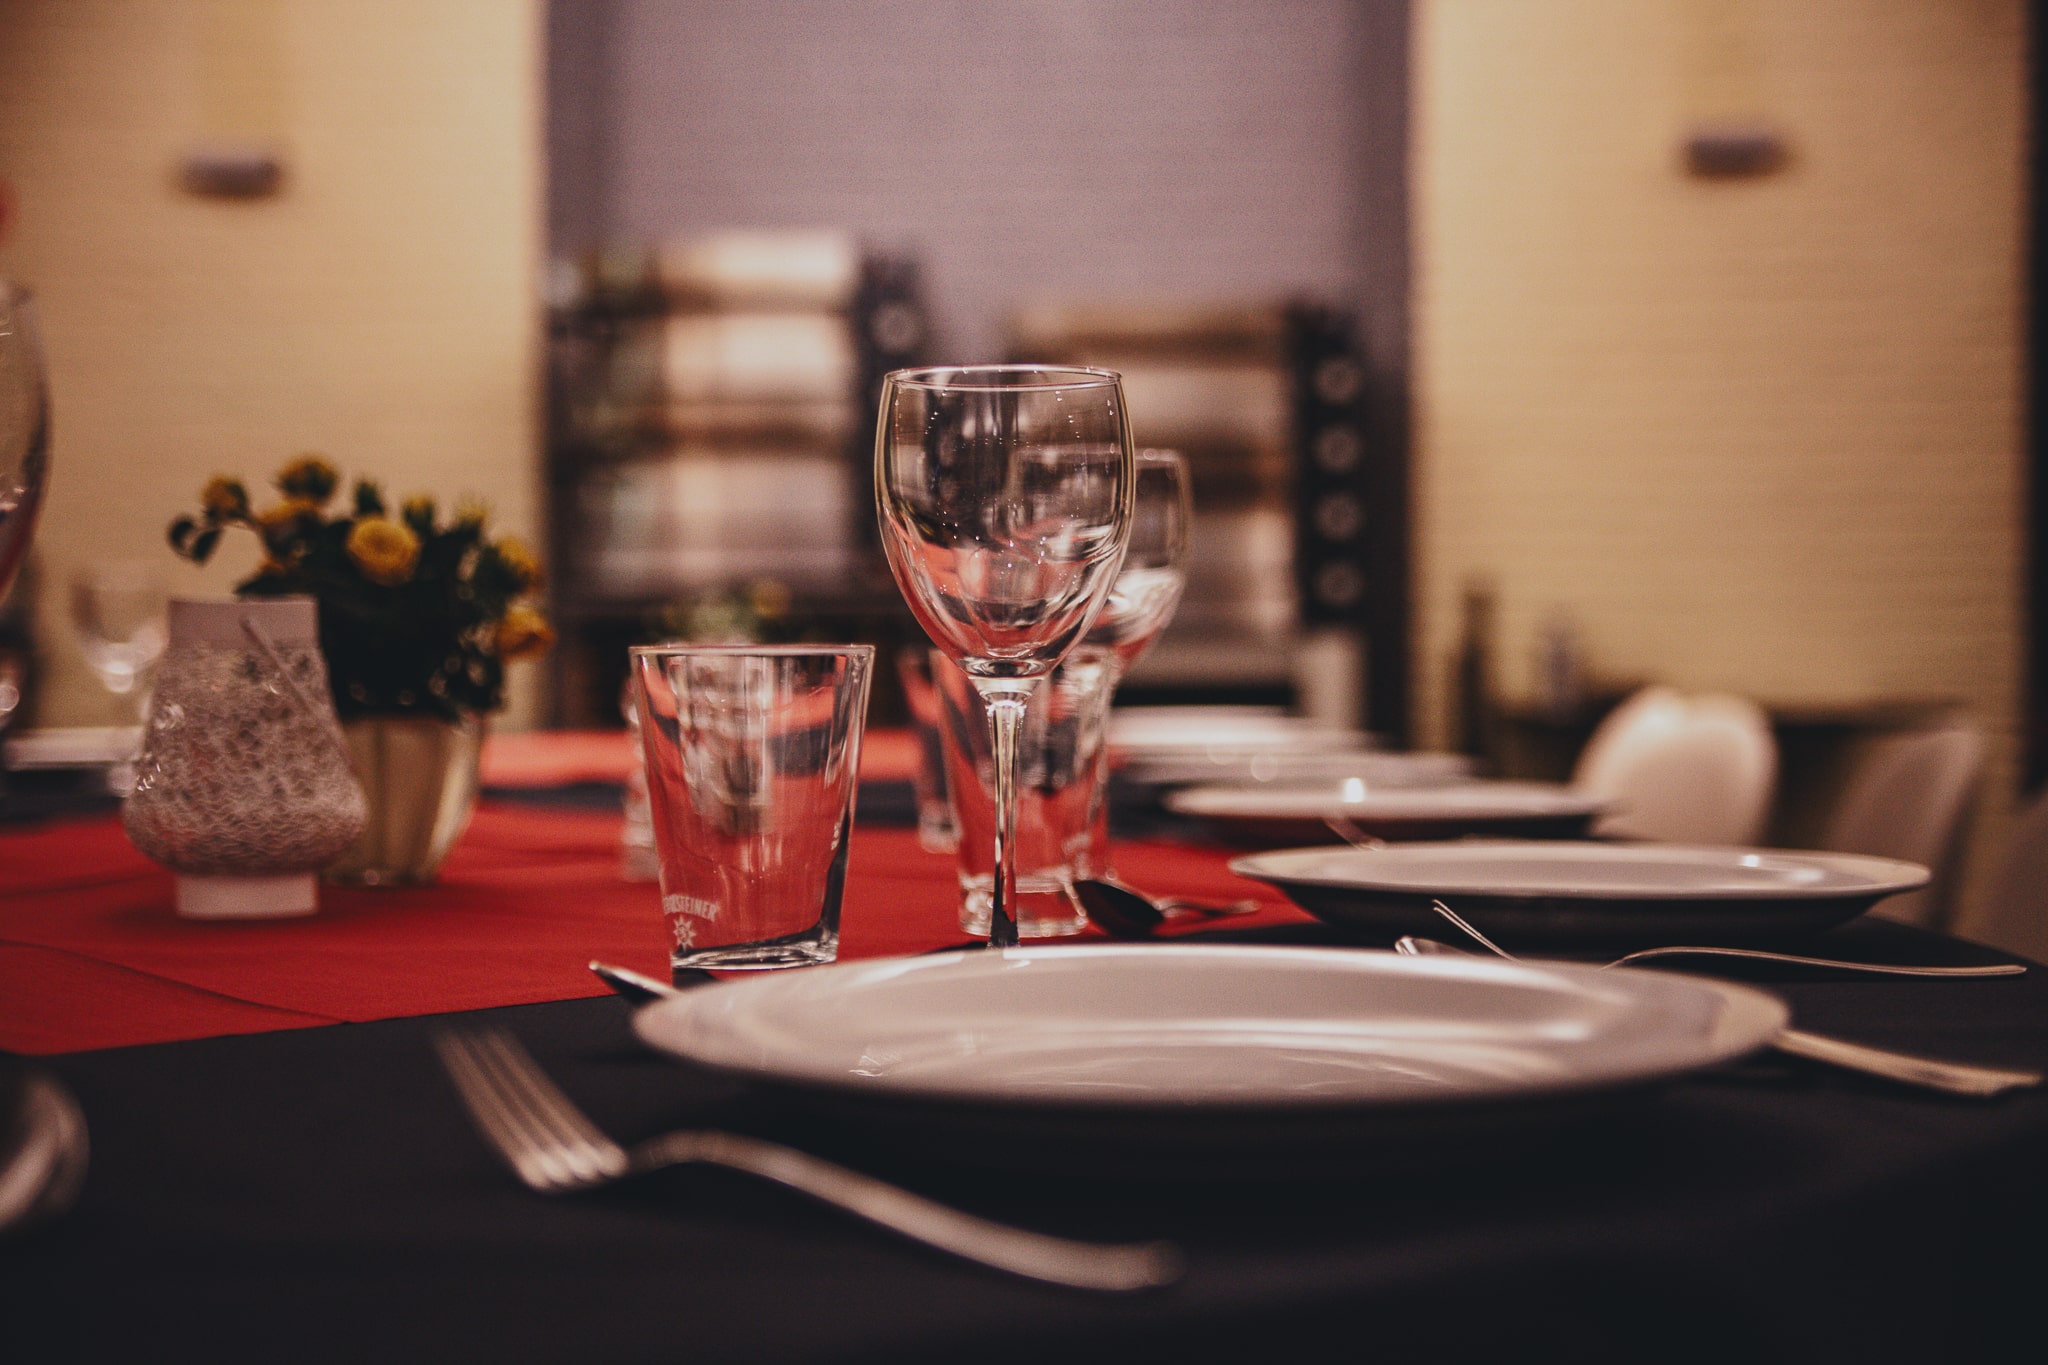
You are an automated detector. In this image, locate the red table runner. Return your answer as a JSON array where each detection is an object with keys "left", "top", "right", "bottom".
[{"left": 0, "top": 798, "right": 1305, "bottom": 1055}]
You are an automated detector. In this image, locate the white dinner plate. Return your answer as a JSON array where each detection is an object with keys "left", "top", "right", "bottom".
[
  {"left": 1106, "top": 707, "right": 1378, "bottom": 784},
  {"left": 1109, "top": 706, "right": 1337, "bottom": 749},
  {"left": 1125, "top": 749, "right": 1475, "bottom": 790},
  {"left": 1167, "top": 779, "right": 1607, "bottom": 843},
  {"left": 3, "top": 726, "right": 142, "bottom": 771},
  {"left": 633, "top": 945, "right": 1786, "bottom": 1165},
  {"left": 1231, "top": 842, "right": 1932, "bottom": 946}
]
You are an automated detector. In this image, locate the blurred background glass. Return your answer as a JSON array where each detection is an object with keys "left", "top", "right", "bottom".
[
  {"left": 0, "top": 284, "right": 49, "bottom": 609},
  {"left": 0, "top": 284, "right": 47, "bottom": 764},
  {"left": 68, "top": 559, "right": 167, "bottom": 721}
]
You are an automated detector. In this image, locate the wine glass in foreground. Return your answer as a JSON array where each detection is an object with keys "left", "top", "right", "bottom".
[
  {"left": 0, "top": 284, "right": 51, "bottom": 605},
  {"left": 876, "top": 365, "right": 1135, "bottom": 947}
]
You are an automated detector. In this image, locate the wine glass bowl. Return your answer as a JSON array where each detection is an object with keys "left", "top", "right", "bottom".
[
  {"left": 877, "top": 367, "right": 1133, "bottom": 680},
  {"left": 70, "top": 560, "right": 169, "bottom": 705},
  {"left": 1084, "top": 448, "right": 1192, "bottom": 675},
  {"left": 875, "top": 365, "right": 1136, "bottom": 946}
]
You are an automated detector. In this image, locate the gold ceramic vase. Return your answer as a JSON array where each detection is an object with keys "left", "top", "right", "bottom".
[{"left": 324, "top": 713, "right": 484, "bottom": 886}]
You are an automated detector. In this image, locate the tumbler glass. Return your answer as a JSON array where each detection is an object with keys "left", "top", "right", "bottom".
[
  {"left": 895, "top": 644, "right": 959, "bottom": 853},
  {"left": 632, "top": 644, "right": 875, "bottom": 975}
]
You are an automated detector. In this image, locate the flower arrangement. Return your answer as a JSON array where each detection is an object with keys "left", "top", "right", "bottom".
[
  {"left": 170, "top": 455, "right": 552, "bottom": 721},
  {"left": 654, "top": 577, "right": 802, "bottom": 645}
]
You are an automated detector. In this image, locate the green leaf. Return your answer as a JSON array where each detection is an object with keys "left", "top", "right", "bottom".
[
  {"left": 401, "top": 496, "right": 436, "bottom": 537},
  {"left": 354, "top": 480, "right": 386, "bottom": 517},
  {"left": 190, "top": 527, "right": 222, "bottom": 564}
]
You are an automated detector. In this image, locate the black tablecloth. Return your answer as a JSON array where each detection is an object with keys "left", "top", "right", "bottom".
[{"left": 5, "top": 920, "right": 2047, "bottom": 1364}]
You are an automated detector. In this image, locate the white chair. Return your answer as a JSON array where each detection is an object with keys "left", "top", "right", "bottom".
[
  {"left": 1972, "top": 785, "right": 2048, "bottom": 964},
  {"left": 1819, "top": 719, "right": 1983, "bottom": 928},
  {"left": 1572, "top": 686, "right": 1778, "bottom": 845}
]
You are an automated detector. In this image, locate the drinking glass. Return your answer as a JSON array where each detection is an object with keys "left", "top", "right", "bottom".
[
  {"left": 70, "top": 560, "right": 169, "bottom": 716},
  {"left": 0, "top": 285, "right": 51, "bottom": 605},
  {"left": 875, "top": 366, "right": 1134, "bottom": 948},
  {"left": 632, "top": 643, "right": 874, "bottom": 974},
  {"left": 1082, "top": 448, "right": 1192, "bottom": 678},
  {"left": 619, "top": 670, "right": 660, "bottom": 881},
  {"left": 939, "top": 448, "right": 1191, "bottom": 938},
  {"left": 895, "top": 644, "right": 958, "bottom": 853}
]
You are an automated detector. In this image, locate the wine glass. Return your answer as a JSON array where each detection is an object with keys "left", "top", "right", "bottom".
[
  {"left": 1082, "top": 448, "right": 1192, "bottom": 677},
  {"left": 875, "top": 365, "right": 1135, "bottom": 947},
  {"left": 0, "top": 284, "right": 51, "bottom": 605},
  {"left": 70, "top": 560, "right": 169, "bottom": 717}
]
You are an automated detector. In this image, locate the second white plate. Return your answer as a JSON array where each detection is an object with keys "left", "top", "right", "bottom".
[{"left": 1231, "top": 842, "right": 1932, "bottom": 945}]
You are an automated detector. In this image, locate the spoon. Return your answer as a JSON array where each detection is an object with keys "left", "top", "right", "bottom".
[
  {"left": 1069, "top": 877, "right": 1260, "bottom": 937},
  {"left": 1394, "top": 922, "right": 2042, "bottom": 1098}
]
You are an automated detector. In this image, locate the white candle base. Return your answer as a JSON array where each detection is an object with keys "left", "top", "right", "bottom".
[{"left": 175, "top": 873, "right": 317, "bottom": 920}]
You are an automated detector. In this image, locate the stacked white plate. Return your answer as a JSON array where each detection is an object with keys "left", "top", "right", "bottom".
[
  {"left": 1108, "top": 706, "right": 1385, "bottom": 786},
  {"left": 1168, "top": 779, "right": 1606, "bottom": 843}
]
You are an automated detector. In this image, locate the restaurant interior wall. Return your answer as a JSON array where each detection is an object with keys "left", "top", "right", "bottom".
[
  {"left": 1412, "top": 0, "right": 2029, "bottom": 947},
  {"left": 544, "top": 0, "right": 1398, "bottom": 724},
  {"left": 0, "top": 0, "right": 547, "bottom": 728},
  {"left": 557, "top": 0, "right": 1376, "bottom": 363}
]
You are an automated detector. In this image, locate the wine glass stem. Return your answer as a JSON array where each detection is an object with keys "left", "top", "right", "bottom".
[{"left": 983, "top": 683, "right": 1036, "bottom": 950}]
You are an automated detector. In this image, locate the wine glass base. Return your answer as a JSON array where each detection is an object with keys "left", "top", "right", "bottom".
[{"left": 959, "top": 876, "right": 1090, "bottom": 939}]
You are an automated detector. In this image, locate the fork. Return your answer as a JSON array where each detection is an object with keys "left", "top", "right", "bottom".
[
  {"left": 1399, "top": 903, "right": 2043, "bottom": 1098},
  {"left": 1319, "top": 818, "right": 2024, "bottom": 980},
  {"left": 1413, "top": 897, "right": 2024, "bottom": 980},
  {"left": 432, "top": 1028, "right": 1182, "bottom": 1292}
]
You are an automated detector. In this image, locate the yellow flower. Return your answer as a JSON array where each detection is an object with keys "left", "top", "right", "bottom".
[
  {"left": 346, "top": 516, "right": 421, "bottom": 586},
  {"left": 401, "top": 494, "right": 436, "bottom": 527},
  {"left": 495, "top": 603, "right": 554, "bottom": 661},
  {"left": 746, "top": 578, "right": 791, "bottom": 619},
  {"left": 495, "top": 536, "right": 541, "bottom": 591},
  {"left": 200, "top": 476, "right": 250, "bottom": 521},
  {"left": 255, "top": 498, "right": 323, "bottom": 548},
  {"left": 454, "top": 498, "right": 489, "bottom": 531},
  {"left": 276, "top": 454, "right": 340, "bottom": 505}
]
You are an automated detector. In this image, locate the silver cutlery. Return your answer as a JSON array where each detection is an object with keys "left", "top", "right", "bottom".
[
  {"left": 1398, "top": 909, "right": 2042, "bottom": 1098},
  {"left": 1405, "top": 898, "right": 2023, "bottom": 980},
  {"left": 1319, "top": 818, "right": 2017, "bottom": 981},
  {"left": 588, "top": 960, "right": 678, "bottom": 1005},
  {"left": 0, "top": 1069, "right": 89, "bottom": 1235},
  {"left": 1323, "top": 814, "right": 1386, "bottom": 849},
  {"left": 433, "top": 1026, "right": 1182, "bottom": 1292},
  {"left": 1587, "top": 943, "right": 2021, "bottom": 977},
  {"left": 1069, "top": 877, "right": 1260, "bottom": 937}
]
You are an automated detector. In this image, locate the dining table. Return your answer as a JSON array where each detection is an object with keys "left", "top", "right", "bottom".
[{"left": 3, "top": 728, "right": 2047, "bottom": 1364}]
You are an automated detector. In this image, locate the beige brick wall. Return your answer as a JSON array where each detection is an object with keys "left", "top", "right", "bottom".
[
  {"left": 0, "top": 0, "right": 546, "bottom": 726},
  {"left": 1413, "top": 1, "right": 2029, "bottom": 942}
]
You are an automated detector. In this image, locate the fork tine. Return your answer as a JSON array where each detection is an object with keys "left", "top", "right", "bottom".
[
  {"left": 470, "top": 1030, "right": 611, "bottom": 1150},
  {"left": 433, "top": 1031, "right": 563, "bottom": 1191},
  {"left": 468, "top": 1030, "right": 628, "bottom": 1182}
]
